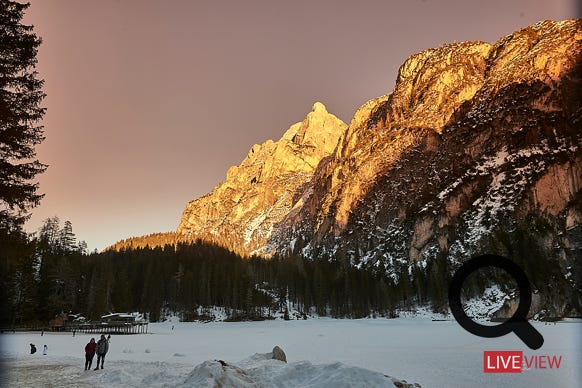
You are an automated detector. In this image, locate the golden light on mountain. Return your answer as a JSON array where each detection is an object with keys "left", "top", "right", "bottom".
[{"left": 176, "top": 102, "right": 347, "bottom": 255}]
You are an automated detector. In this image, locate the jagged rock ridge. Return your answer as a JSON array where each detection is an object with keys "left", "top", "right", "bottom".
[{"left": 176, "top": 102, "right": 346, "bottom": 255}]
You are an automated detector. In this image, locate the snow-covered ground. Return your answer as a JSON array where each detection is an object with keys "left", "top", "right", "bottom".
[{"left": 0, "top": 318, "right": 580, "bottom": 387}]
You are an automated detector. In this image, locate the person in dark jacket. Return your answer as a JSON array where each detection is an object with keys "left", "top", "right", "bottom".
[
  {"left": 30, "top": 343, "right": 36, "bottom": 354},
  {"left": 84, "top": 338, "right": 96, "bottom": 370},
  {"left": 94, "top": 334, "right": 109, "bottom": 370}
]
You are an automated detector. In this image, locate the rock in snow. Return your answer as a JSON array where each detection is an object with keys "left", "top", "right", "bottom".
[{"left": 271, "top": 345, "right": 287, "bottom": 363}]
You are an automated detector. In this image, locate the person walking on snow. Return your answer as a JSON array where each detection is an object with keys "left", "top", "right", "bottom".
[
  {"left": 43, "top": 345, "right": 48, "bottom": 355},
  {"left": 95, "top": 334, "right": 109, "bottom": 370},
  {"left": 84, "top": 338, "right": 96, "bottom": 371}
]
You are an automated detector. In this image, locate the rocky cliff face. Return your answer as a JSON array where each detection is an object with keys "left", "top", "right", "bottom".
[
  {"left": 176, "top": 102, "right": 346, "bottom": 255},
  {"left": 160, "top": 20, "right": 581, "bottom": 316},
  {"left": 266, "top": 19, "right": 581, "bottom": 315}
]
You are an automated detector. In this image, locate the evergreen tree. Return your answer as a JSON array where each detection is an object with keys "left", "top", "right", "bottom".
[
  {"left": 37, "top": 216, "right": 60, "bottom": 253},
  {"left": 0, "top": 0, "right": 46, "bottom": 328},
  {"left": 77, "top": 240, "right": 88, "bottom": 255},
  {"left": 59, "top": 220, "right": 76, "bottom": 253},
  {"left": 35, "top": 217, "right": 85, "bottom": 319},
  {"left": 0, "top": 0, "right": 46, "bottom": 230}
]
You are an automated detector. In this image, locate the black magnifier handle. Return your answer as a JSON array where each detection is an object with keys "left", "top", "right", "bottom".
[
  {"left": 449, "top": 254, "right": 545, "bottom": 350},
  {"left": 512, "top": 320, "right": 544, "bottom": 350}
]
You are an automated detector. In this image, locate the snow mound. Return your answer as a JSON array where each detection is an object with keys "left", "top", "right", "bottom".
[
  {"left": 176, "top": 349, "right": 420, "bottom": 387},
  {"left": 180, "top": 360, "right": 259, "bottom": 387}
]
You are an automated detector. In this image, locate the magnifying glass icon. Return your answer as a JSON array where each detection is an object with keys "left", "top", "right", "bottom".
[{"left": 448, "top": 254, "right": 544, "bottom": 350}]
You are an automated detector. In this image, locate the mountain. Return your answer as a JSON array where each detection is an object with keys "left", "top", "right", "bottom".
[
  {"left": 271, "top": 19, "right": 581, "bottom": 257},
  {"left": 176, "top": 102, "right": 347, "bottom": 255},
  {"left": 113, "top": 20, "right": 581, "bottom": 316},
  {"left": 266, "top": 19, "right": 581, "bottom": 315}
]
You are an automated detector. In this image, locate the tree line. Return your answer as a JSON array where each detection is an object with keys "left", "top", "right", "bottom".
[
  {"left": 3, "top": 216, "right": 577, "bottom": 327},
  {"left": 2, "top": 218, "right": 457, "bottom": 326}
]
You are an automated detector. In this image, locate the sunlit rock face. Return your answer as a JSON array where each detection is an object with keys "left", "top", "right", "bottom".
[
  {"left": 267, "top": 20, "right": 581, "bottom": 314},
  {"left": 176, "top": 102, "right": 347, "bottom": 255}
]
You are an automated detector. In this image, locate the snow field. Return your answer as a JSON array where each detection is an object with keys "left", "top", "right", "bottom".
[{"left": 1, "top": 318, "right": 580, "bottom": 387}]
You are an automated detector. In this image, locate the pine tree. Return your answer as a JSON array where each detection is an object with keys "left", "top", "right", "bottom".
[
  {"left": 37, "top": 216, "right": 60, "bottom": 252},
  {"left": 0, "top": 0, "right": 46, "bottom": 328},
  {"left": 0, "top": 0, "right": 47, "bottom": 230},
  {"left": 59, "top": 220, "right": 76, "bottom": 253},
  {"left": 77, "top": 240, "right": 88, "bottom": 255}
]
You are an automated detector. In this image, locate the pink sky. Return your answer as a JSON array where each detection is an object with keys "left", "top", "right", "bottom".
[{"left": 22, "top": 0, "right": 578, "bottom": 251}]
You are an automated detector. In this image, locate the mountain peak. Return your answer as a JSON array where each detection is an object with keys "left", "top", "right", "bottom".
[
  {"left": 312, "top": 101, "right": 327, "bottom": 114},
  {"left": 176, "top": 104, "right": 347, "bottom": 255}
]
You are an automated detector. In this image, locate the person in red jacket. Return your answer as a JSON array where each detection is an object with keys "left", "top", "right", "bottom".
[{"left": 84, "top": 338, "right": 96, "bottom": 371}]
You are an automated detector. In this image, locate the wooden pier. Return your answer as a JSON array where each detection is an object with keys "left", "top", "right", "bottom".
[{"left": 75, "top": 321, "right": 148, "bottom": 334}]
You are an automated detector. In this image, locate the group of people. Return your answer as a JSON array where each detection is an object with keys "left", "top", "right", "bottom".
[
  {"left": 85, "top": 334, "right": 110, "bottom": 370},
  {"left": 30, "top": 333, "right": 110, "bottom": 371},
  {"left": 29, "top": 344, "right": 47, "bottom": 355}
]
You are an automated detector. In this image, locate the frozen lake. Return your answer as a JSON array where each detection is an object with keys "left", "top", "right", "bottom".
[{"left": 1, "top": 318, "right": 580, "bottom": 387}]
